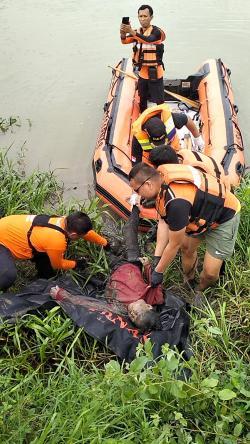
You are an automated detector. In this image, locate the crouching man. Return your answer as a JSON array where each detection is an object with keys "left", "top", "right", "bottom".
[{"left": 0, "top": 211, "right": 109, "bottom": 291}]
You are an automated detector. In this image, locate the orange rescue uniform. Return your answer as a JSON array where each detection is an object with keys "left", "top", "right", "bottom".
[
  {"left": 132, "top": 104, "right": 181, "bottom": 152},
  {"left": 121, "top": 26, "right": 165, "bottom": 79},
  {"left": 155, "top": 164, "right": 240, "bottom": 235},
  {"left": 0, "top": 215, "right": 107, "bottom": 270}
]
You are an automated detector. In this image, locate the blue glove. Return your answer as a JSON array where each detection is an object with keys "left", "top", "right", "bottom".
[{"left": 151, "top": 270, "right": 163, "bottom": 288}]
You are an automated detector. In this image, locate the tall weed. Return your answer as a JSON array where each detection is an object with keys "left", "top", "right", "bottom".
[{"left": 0, "top": 148, "right": 249, "bottom": 443}]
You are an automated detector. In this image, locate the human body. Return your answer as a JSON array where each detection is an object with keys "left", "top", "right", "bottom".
[
  {"left": 120, "top": 5, "right": 165, "bottom": 112},
  {"left": 105, "top": 205, "right": 164, "bottom": 329},
  {"left": 50, "top": 208, "right": 189, "bottom": 333}
]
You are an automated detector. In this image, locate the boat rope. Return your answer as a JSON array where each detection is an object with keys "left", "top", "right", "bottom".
[{"left": 110, "top": 144, "right": 133, "bottom": 164}]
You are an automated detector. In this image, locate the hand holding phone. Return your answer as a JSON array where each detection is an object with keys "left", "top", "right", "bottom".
[{"left": 122, "top": 17, "right": 130, "bottom": 24}]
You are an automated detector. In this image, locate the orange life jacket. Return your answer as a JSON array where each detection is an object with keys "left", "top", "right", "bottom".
[
  {"left": 156, "top": 164, "right": 239, "bottom": 235},
  {"left": 132, "top": 104, "right": 181, "bottom": 152},
  {"left": 177, "top": 149, "right": 231, "bottom": 190},
  {"left": 132, "top": 25, "right": 165, "bottom": 69}
]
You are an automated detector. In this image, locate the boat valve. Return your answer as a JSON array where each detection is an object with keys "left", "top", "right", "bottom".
[{"left": 95, "top": 159, "right": 102, "bottom": 173}]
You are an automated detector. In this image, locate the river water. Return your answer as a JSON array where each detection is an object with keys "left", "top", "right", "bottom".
[{"left": 1, "top": 0, "right": 249, "bottom": 200}]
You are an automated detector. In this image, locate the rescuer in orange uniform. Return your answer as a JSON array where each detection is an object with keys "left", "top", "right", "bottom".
[
  {"left": 120, "top": 5, "right": 166, "bottom": 112},
  {"left": 129, "top": 163, "right": 240, "bottom": 292},
  {"left": 0, "top": 212, "right": 109, "bottom": 290},
  {"left": 131, "top": 103, "right": 204, "bottom": 163}
]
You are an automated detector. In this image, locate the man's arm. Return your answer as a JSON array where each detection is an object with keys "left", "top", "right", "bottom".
[
  {"left": 186, "top": 117, "right": 205, "bottom": 151},
  {"left": 172, "top": 113, "right": 199, "bottom": 137},
  {"left": 46, "top": 230, "right": 108, "bottom": 270},
  {"left": 155, "top": 227, "right": 186, "bottom": 274},
  {"left": 154, "top": 218, "right": 169, "bottom": 256},
  {"left": 46, "top": 250, "right": 76, "bottom": 270},
  {"left": 186, "top": 117, "right": 200, "bottom": 138},
  {"left": 82, "top": 230, "right": 108, "bottom": 247},
  {"left": 135, "top": 29, "right": 162, "bottom": 43},
  {"left": 123, "top": 205, "right": 140, "bottom": 262},
  {"left": 154, "top": 198, "right": 191, "bottom": 273},
  {"left": 172, "top": 113, "right": 204, "bottom": 151},
  {"left": 121, "top": 24, "right": 164, "bottom": 44},
  {"left": 120, "top": 24, "right": 135, "bottom": 44}
]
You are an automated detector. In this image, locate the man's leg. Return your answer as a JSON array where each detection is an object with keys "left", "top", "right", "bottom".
[
  {"left": 198, "top": 252, "right": 223, "bottom": 291},
  {"left": 148, "top": 77, "right": 164, "bottom": 105},
  {"left": 0, "top": 245, "right": 17, "bottom": 290},
  {"left": 138, "top": 77, "right": 149, "bottom": 112},
  {"left": 33, "top": 253, "right": 57, "bottom": 279},
  {"left": 123, "top": 206, "right": 141, "bottom": 262},
  {"left": 198, "top": 213, "right": 240, "bottom": 291},
  {"left": 181, "top": 235, "right": 202, "bottom": 281}
]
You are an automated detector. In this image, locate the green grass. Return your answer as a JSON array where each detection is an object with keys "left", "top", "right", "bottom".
[{"left": 0, "top": 148, "right": 249, "bottom": 443}]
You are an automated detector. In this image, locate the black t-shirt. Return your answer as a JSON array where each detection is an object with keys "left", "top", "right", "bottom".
[
  {"left": 172, "top": 112, "right": 188, "bottom": 129},
  {"left": 162, "top": 193, "right": 236, "bottom": 232},
  {"left": 162, "top": 198, "right": 192, "bottom": 231}
]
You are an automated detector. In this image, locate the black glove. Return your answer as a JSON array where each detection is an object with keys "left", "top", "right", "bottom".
[
  {"left": 141, "top": 198, "right": 156, "bottom": 209},
  {"left": 147, "top": 224, "right": 157, "bottom": 243},
  {"left": 103, "top": 241, "right": 111, "bottom": 251},
  {"left": 74, "top": 257, "right": 87, "bottom": 271},
  {"left": 151, "top": 270, "right": 163, "bottom": 288},
  {"left": 152, "top": 256, "right": 161, "bottom": 269}
]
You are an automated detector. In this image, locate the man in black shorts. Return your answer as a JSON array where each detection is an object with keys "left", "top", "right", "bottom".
[{"left": 120, "top": 5, "right": 166, "bottom": 112}]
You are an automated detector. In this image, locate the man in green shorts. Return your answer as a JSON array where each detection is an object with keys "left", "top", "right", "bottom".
[
  {"left": 128, "top": 162, "right": 241, "bottom": 292},
  {"left": 182, "top": 213, "right": 240, "bottom": 290}
]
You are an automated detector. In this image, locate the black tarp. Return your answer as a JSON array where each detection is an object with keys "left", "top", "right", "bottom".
[{"left": 0, "top": 277, "right": 191, "bottom": 363}]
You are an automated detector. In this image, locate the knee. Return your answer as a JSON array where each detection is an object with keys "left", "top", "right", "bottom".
[
  {"left": 0, "top": 268, "right": 17, "bottom": 290},
  {"left": 201, "top": 268, "right": 220, "bottom": 283}
]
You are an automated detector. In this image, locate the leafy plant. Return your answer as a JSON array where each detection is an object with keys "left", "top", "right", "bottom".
[{"left": 0, "top": 148, "right": 249, "bottom": 443}]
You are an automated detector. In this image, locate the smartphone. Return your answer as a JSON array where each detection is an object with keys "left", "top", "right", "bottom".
[{"left": 122, "top": 17, "right": 130, "bottom": 24}]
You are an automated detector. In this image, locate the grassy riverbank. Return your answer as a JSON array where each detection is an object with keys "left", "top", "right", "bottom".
[{"left": 0, "top": 149, "right": 249, "bottom": 443}]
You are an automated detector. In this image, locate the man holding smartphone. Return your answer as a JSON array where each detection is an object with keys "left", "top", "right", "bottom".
[{"left": 120, "top": 4, "right": 166, "bottom": 112}]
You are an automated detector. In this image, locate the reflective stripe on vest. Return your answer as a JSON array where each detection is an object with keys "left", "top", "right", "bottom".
[
  {"left": 164, "top": 114, "right": 177, "bottom": 143},
  {"left": 134, "top": 104, "right": 179, "bottom": 151},
  {"left": 138, "top": 137, "right": 152, "bottom": 150},
  {"left": 132, "top": 26, "right": 165, "bottom": 68}
]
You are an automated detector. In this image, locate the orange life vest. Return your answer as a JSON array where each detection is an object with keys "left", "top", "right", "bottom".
[
  {"left": 132, "top": 25, "right": 165, "bottom": 69},
  {"left": 177, "top": 149, "right": 231, "bottom": 190},
  {"left": 156, "top": 164, "right": 239, "bottom": 235},
  {"left": 132, "top": 104, "right": 181, "bottom": 152}
]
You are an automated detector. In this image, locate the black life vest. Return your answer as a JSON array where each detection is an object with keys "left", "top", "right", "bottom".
[{"left": 27, "top": 214, "right": 67, "bottom": 256}]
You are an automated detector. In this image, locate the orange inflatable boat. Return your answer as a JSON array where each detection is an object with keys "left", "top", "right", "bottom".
[{"left": 93, "top": 58, "right": 245, "bottom": 228}]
